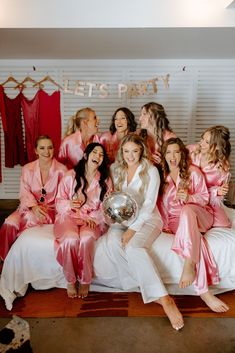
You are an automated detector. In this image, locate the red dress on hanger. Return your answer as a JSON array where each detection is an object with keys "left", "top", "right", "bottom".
[
  {"left": 21, "top": 91, "right": 40, "bottom": 162},
  {"left": 3, "top": 91, "right": 26, "bottom": 168},
  {"left": 38, "top": 89, "right": 61, "bottom": 158},
  {"left": 0, "top": 86, "right": 7, "bottom": 182}
]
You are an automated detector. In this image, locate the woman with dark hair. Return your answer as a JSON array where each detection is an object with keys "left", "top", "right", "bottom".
[
  {"left": 158, "top": 137, "right": 229, "bottom": 313},
  {"left": 188, "top": 125, "right": 231, "bottom": 228},
  {"left": 100, "top": 107, "right": 137, "bottom": 164},
  {"left": 0, "top": 135, "right": 67, "bottom": 260},
  {"left": 138, "top": 102, "right": 176, "bottom": 164},
  {"left": 54, "top": 143, "right": 113, "bottom": 299}
]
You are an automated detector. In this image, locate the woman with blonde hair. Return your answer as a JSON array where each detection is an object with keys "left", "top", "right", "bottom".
[
  {"left": 188, "top": 125, "right": 231, "bottom": 227},
  {"left": 138, "top": 102, "right": 176, "bottom": 164},
  {"left": 58, "top": 108, "right": 100, "bottom": 169},
  {"left": 105, "top": 133, "right": 184, "bottom": 331}
]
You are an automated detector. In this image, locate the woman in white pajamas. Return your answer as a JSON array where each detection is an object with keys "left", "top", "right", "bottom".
[{"left": 105, "top": 134, "right": 184, "bottom": 330}]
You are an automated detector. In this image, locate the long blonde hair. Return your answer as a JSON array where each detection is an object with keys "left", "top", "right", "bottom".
[
  {"left": 64, "top": 107, "right": 95, "bottom": 137},
  {"left": 112, "top": 134, "right": 151, "bottom": 194},
  {"left": 194, "top": 125, "right": 231, "bottom": 172}
]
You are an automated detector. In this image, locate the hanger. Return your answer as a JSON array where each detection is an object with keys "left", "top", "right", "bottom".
[
  {"left": 15, "top": 75, "right": 38, "bottom": 90},
  {"left": 0, "top": 75, "right": 20, "bottom": 87},
  {"left": 33, "top": 75, "right": 63, "bottom": 90}
]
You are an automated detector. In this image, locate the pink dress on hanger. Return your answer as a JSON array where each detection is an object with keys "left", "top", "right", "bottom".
[
  {"left": 0, "top": 158, "right": 67, "bottom": 260},
  {"left": 158, "top": 165, "right": 219, "bottom": 295},
  {"left": 188, "top": 144, "right": 231, "bottom": 228},
  {"left": 54, "top": 170, "right": 113, "bottom": 285},
  {"left": 58, "top": 130, "right": 100, "bottom": 169}
]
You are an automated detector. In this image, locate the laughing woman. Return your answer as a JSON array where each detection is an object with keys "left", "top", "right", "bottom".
[
  {"left": 54, "top": 143, "right": 113, "bottom": 299},
  {"left": 0, "top": 135, "right": 67, "bottom": 260},
  {"left": 105, "top": 134, "right": 184, "bottom": 331},
  {"left": 100, "top": 107, "right": 137, "bottom": 164},
  {"left": 158, "top": 137, "right": 229, "bottom": 313}
]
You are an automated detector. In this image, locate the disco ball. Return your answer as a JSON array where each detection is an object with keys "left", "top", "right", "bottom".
[{"left": 103, "top": 191, "right": 138, "bottom": 225}]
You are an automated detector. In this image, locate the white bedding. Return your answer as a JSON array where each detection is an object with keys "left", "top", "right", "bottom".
[{"left": 0, "top": 206, "right": 235, "bottom": 311}]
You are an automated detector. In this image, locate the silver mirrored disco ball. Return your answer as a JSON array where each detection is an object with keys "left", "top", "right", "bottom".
[{"left": 103, "top": 191, "right": 138, "bottom": 225}]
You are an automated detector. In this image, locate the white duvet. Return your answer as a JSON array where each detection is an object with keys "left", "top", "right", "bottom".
[{"left": 0, "top": 206, "right": 235, "bottom": 310}]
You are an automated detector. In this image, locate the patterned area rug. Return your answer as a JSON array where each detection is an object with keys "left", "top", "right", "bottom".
[{"left": 0, "top": 288, "right": 234, "bottom": 318}]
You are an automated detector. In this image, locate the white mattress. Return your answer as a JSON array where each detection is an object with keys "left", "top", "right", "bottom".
[{"left": 0, "top": 206, "right": 235, "bottom": 310}]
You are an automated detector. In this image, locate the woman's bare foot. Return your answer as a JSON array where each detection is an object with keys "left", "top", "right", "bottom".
[
  {"left": 179, "top": 258, "right": 196, "bottom": 288},
  {"left": 157, "top": 295, "right": 184, "bottom": 331},
  {"left": 200, "top": 291, "right": 229, "bottom": 312},
  {"left": 67, "top": 283, "right": 78, "bottom": 298},
  {"left": 78, "top": 284, "right": 90, "bottom": 299}
]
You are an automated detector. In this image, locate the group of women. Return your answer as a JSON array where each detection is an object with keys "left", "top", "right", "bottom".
[{"left": 0, "top": 102, "right": 232, "bottom": 331}]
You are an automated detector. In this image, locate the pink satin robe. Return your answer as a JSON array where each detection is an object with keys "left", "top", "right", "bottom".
[
  {"left": 54, "top": 170, "right": 113, "bottom": 285},
  {"left": 0, "top": 158, "right": 67, "bottom": 260},
  {"left": 99, "top": 131, "right": 121, "bottom": 164},
  {"left": 138, "top": 129, "right": 176, "bottom": 164},
  {"left": 188, "top": 144, "right": 231, "bottom": 228},
  {"left": 58, "top": 130, "right": 100, "bottom": 169},
  {"left": 158, "top": 165, "right": 219, "bottom": 294}
]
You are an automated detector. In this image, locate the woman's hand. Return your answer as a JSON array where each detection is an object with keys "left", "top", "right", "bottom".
[
  {"left": 175, "top": 189, "right": 189, "bottom": 203},
  {"left": 121, "top": 228, "right": 136, "bottom": 248},
  {"left": 218, "top": 183, "right": 229, "bottom": 197},
  {"left": 31, "top": 205, "right": 48, "bottom": 223},
  {"left": 85, "top": 219, "right": 97, "bottom": 229}
]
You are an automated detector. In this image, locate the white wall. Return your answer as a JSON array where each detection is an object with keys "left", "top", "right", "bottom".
[
  {"left": 0, "top": 59, "right": 234, "bottom": 199},
  {"left": 1, "top": 0, "right": 235, "bottom": 28}
]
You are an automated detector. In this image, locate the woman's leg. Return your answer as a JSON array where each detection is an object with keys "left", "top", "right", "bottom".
[
  {"left": 108, "top": 218, "right": 184, "bottom": 330},
  {"left": 54, "top": 216, "right": 80, "bottom": 298},
  {"left": 77, "top": 226, "right": 99, "bottom": 298},
  {"left": 170, "top": 204, "right": 228, "bottom": 312},
  {"left": 171, "top": 204, "right": 215, "bottom": 289},
  {"left": 0, "top": 211, "right": 21, "bottom": 260}
]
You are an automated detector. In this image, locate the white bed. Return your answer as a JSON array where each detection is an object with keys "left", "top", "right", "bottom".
[{"left": 0, "top": 206, "right": 235, "bottom": 311}]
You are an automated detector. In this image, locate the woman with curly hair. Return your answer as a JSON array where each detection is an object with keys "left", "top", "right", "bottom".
[
  {"left": 58, "top": 108, "right": 100, "bottom": 169},
  {"left": 54, "top": 143, "right": 113, "bottom": 299},
  {"left": 105, "top": 134, "right": 184, "bottom": 331},
  {"left": 188, "top": 125, "right": 231, "bottom": 228},
  {"left": 138, "top": 102, "right": 176, "bottom": 164},
  {"left": 158, "top": 137, "right": 229, "bottom": 313},
  {"left": 100, "top": 107, "right": 137, "bottom": 164}
]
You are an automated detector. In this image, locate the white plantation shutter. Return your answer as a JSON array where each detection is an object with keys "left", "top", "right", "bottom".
[{"left": 0, "top": 59, "right": 234, "bottom": 199}]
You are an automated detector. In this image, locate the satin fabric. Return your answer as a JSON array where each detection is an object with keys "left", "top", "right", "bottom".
[
  {"left": 3, "top": 92, "right": 26, "bottom": 168},
  {"left": 158, "top": 165, "right": 219, "bottom": 294},
  {"left": 105, "top": 163, "right": 167, "bottom": 303},
  {"left": 58, "top": 130, "right": 100, "bottom": 169},
  {"left": 38, "top": 90, "right": 61, "bottom": 158},
  {"left": 21, "top": 92, "right": 40, "bottom": 162},
  {"left": 0, "top": 158, "right": 67, "bottom": 260},
  {"left": 99, "top": 131, "right": 121, "bottom": 164},
  {"left": 54, "top": 170, "right": 113, "bottom": 285},
  {"left": 0, "top": 86, "right": 7, "bottom": 182},
  {"left": 188, "top": 144, "right": 231, "bottom": 228},
  {"left": 138, "top": 129, "right": 176, "bottom": 164}
]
